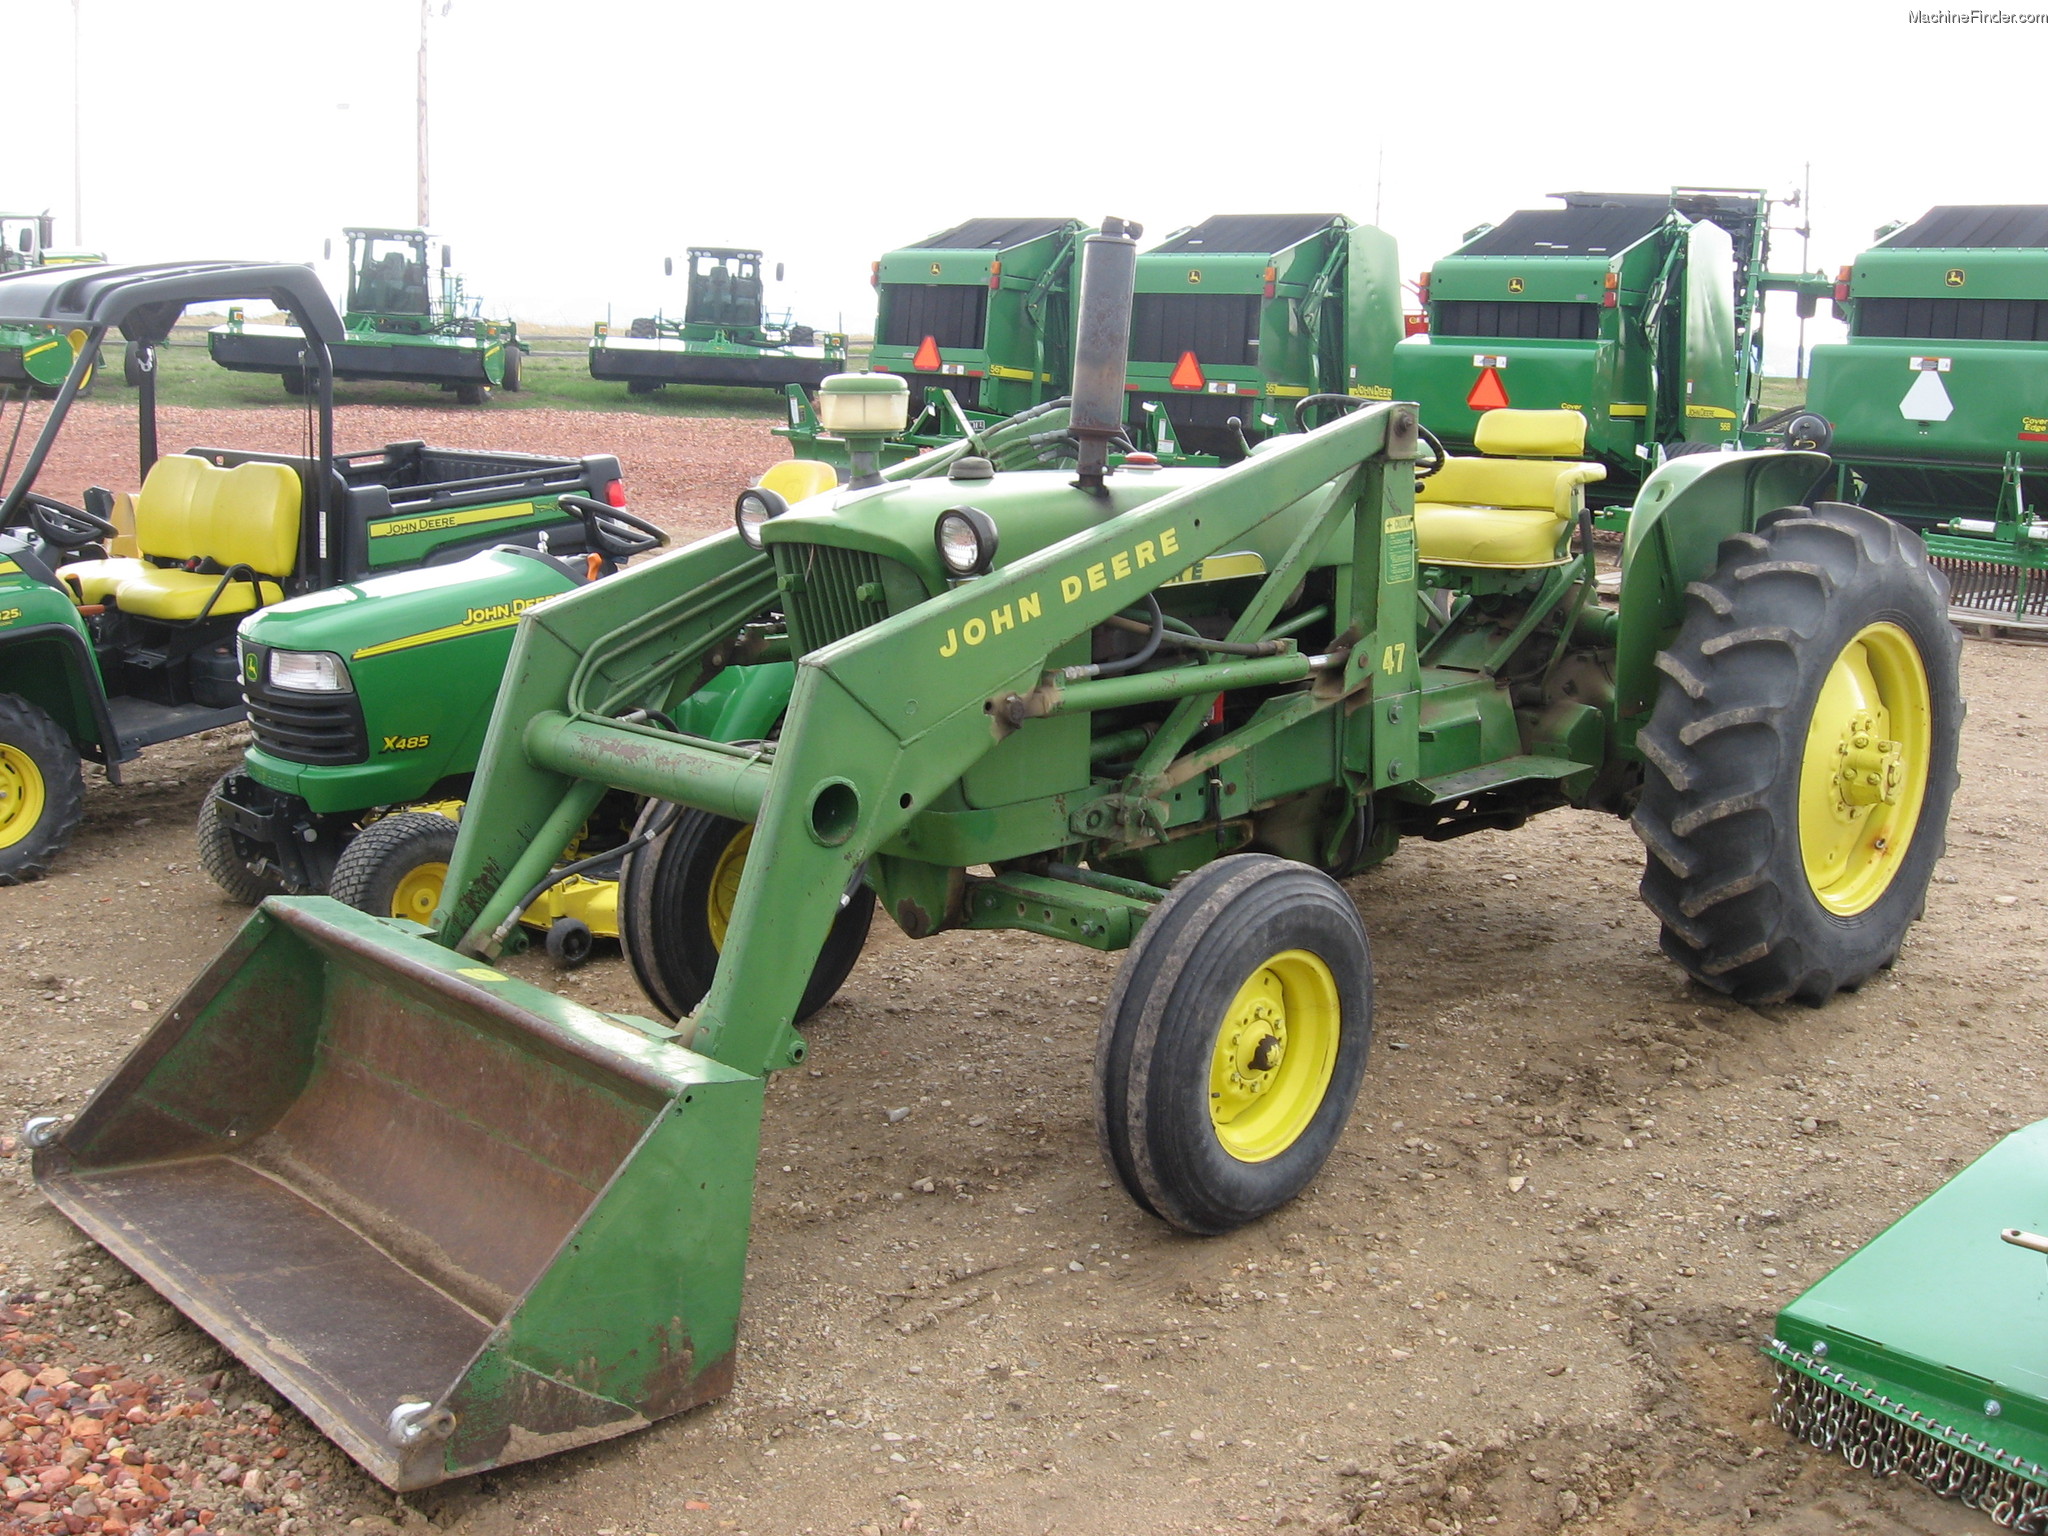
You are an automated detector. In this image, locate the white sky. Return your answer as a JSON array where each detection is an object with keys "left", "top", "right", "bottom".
[{"left": 10, "top": 0, "right": 2043, "bottom": 372}]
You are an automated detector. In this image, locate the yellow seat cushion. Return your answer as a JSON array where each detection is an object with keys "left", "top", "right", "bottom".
[
  {"left": 757, "top": 458, "right": 839, "bottom": 505},
  {"left": 133, "top": 454, "right": 301, "bottom": 577},
  {"left": 114, "top": 567, "right": 283, "bottom": 621},
  {"left": 56, "top": 557, "right": 151, "bottom": 603},
  {"left": 1415, "top": 504, "right": 1575, "bottom": 568},
  {"left": 1412, "top": 415, "right": 1608, "bottom": 569}
]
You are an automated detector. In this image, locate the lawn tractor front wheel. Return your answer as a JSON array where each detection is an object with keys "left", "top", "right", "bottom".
[
  {"left": 0, "top": 694, "right": 84, "bottom": 885},
  {"left": 196, "top": 771, "right": 286, "bottom": 904},
  {"left": 1096, "top": 854, "right": 1373, "bottom": 1235},
  {"left": 619, "top": 804, "right": 874, "bottom": 1024},
  {"left": 1634, "top": 503, "right": 1962, "bottom": 1005},
  {"left": 327, "top": 810, "right": 458, "bottom": 925}
]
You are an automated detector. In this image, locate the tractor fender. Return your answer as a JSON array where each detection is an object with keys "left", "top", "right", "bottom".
[
  {"left": 1611, "top": 448, "right": 1831, "bottom": 735},
  {"left": 0, "top": 618, "right": 117, "bottom": 770}
]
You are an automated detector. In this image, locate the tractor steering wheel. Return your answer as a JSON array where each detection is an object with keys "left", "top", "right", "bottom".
[
  {"left": 560, "top": 495, "right": 669, "bottom": 561},
  {"left": 1414, "top": 425, "right": 1447, "bottom": 481},
  {"left": 1289, "top": 395, "right": 1447, "bottom": 481},
  {"left": 22, "top": 491, "right": 118, "bottom": 550}
]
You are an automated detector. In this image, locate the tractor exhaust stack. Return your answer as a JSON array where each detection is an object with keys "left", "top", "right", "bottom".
[{"left": 1070, "top": 215, "right": 1142, "bottom": 493}]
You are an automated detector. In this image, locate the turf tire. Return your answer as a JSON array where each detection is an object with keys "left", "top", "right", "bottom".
[
  {"left": 0, "top": 694, "right": 84, "bottom": 885},
  {"left": 1633, "top": 502, "right": 1962, "bottom": 1005},
  {"left": 1095, "top": 854, "right": 1373, "bottom": 1235},
  {"left": 619, "top": 801, "right": 873, "bottom": 1024},
  {"left": 196, "top": 771, "right": 287, "bottom": 904},
  {"left": 328, "top": 811, "right": 460, "bottom": 923}
]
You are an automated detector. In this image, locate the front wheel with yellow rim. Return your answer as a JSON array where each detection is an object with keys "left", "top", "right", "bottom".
[
  {"left": 1634, "top": 502, "right": 1962, "bottom": 1005},
  {"left": 1095, "top": 854, "right": 1373, "bottom": 1235},
  {"left": 328, "top": 811, "right": 459, "bottom": 927},
  {"left": 619, "top": 802, "right": 874, "bottom": 1024},
  {"left": 0, "top": 693, "right": 84, "bottom": 886}
]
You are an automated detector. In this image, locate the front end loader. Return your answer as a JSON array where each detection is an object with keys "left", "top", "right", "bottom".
[{"left": 31, "top": 218, "right": 1962, "bottom": 1490}]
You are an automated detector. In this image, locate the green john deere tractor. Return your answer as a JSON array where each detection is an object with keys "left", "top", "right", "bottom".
[
  {"left": 0, "top": 212, "right": 104, "bottom": 391},
  {"left": 589, "top": 248, "right": 847, "bottom": 396},
  {"left": 208, "top": 228, "right": 526, "bottom": 405},
  {"left": 1804, "top": 204, "right": 2048, "bottom": 629},
  {"left": 30, "top": 218, "right": 1960, "bottom": 1492},
  {"left": 0, "top": 260, "right": 631, "bottom": 885},
  {"left": 1394, "top": 189, "right": 1832, "bottom": 523}
]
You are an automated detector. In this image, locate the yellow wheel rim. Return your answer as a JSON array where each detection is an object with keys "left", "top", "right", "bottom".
[
  {"left": 0, "top": 743, "right": 47, "bottom": 851},
  {"left": 1797, "top": 621, "right": 1932, "bottom": 916},
  {"left": 390, "top": 861, "right": 448, "bottom": 923},
  {"left": 705, "top": 825, "right": 754, "bottom": 950},
  {"left": 1207, "top": 948, "right": 1341, "bottom": 1163}
]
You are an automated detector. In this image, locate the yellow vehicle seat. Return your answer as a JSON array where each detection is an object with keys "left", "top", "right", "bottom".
[
  {"left": 758, "top": 459, "right": 839, "bottom": 505},
  {"left": 1414, "top": 410, "right": 1606, "bottom": 568},
  {"left": 58, "top": 454, "right": 301, "bottom": 619}
]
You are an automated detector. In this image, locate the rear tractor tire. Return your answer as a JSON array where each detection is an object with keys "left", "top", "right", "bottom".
[
  {"left": 0, "top": 694, "right": 84, "bottom": 885},
  {"left": 1095, "top": 855, "right": 1374, "bottom": 1235},
  {"left": 328, "top": 811, "right": 459, "bottom": 926},
  {"left": 1633, "top": 502, "right": 1962, "bottom": 1005},
  {"left": 619, "top": 803, "right": 874, "bottom": 1024},
  {"left": 196, "top": 770, "right": 287, "bottom": 904}
]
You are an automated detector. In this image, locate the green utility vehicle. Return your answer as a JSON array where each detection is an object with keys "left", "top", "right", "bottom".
[
  {"left": 588, "top": 248, "right": 847, "bottom": 396},
  {"left": 0, "top": 260, "right": 630, "bottom": 884},
  {"left": 1394, "top": 189, "right": 1829, "bottom": 518},
  {"left": 30, "top": 220, "right": 1960, "bottom": 1492},
  {"left": 208, "top": 228, "right": 526, "bottom": 404},
  {"left": 1804, "top": 204, "right": 2048, "bottom": 627},
  {"left": 0, "top": 212, "right": 103, "bottom": 389},
  {"left": 1123, "top": 213, "right": 1401, "bottom": 459}
]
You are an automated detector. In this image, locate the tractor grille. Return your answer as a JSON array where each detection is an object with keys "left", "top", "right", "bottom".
[
  {"left": 244, "top": 672, "right": 369, "bottom": 766},
  {"left": 1854, "top": 296, "right": 2048, "bottom": 342},
  {"left": 772, "top": 543, "right": 916, "bottom": 655},
  {"left": 880, "top": 284, "right": 988, "bottom": 350},
  {"left": 1130, "top": 293, "right": 1261, "bottom": 367},
  {"left": 1431, "top": 300, "right": 1601, "bottom": 340}
]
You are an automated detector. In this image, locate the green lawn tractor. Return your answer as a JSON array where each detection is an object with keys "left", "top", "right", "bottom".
[
  {"left": 208, "top": 228, "right": 527, "bottom": 405},
  {"left": 1770, "top": 1120, "right": 2048, "bottom": 1529},
  {"left": 0, "top": 260, "right": 630, "bottom": 885},
  {"left": 28, "top": 219, "right": 1961, "bottom": 1491},
  {"left": 1123, "top": 214, "right": 1401, "bottom": 461},
  {"left": 0, "top": 212, "right": 105, "bottom": 391},
  {"left": 588, "top": 248, "right": 847, "bottom": 396},
  {"left": 1394, "top": 189, "right": 1832, "bottom": 524},
  {"left": 1803, "top": 204, "right": 2048, "bottom": 630}
]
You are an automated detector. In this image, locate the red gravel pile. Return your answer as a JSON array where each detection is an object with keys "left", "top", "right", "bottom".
[
  {"left": 2, "top": 1304, "right": 331, "bottom": 1535},
  {"left": 20, "top": 402, "right": 789, "bottom": 546}
]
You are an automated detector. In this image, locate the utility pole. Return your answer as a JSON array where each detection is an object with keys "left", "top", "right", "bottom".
[
  {"left": 416, "top": 0, "right": 430, "bottom": 230},
  {"left": 1795, "top": 161, "right": 1812, "bottom": 382},
  {"left": 71, "top": 0, "right": 83, "bottom": 245}
]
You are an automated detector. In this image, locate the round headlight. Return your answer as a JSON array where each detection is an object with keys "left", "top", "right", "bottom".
[
  {"left": 734, "top": 486, "right": 789, "bottom": 549},
  {"left": 935, "top": 506, "right": 999, "bottom": 577}
]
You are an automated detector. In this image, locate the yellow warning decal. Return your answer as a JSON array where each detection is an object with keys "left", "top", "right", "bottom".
[
  {"left": 351, "top": 593, "right": 557, "bottom": 659},
  {"left": 1349, "top": 385, "right": 1392, "bottom": 399},
  {"left": 0, "top": 559, "right": 20, "bottom": 575},
  {"left": 1608, "top": 403, "right": 1648, "bottom": 418},
  {"left": 369, "top": 501, "right": 536, "bottom": 541},
  {"left": 1264, "top": 384, "right": 1310, "bottom": 398},
  {"left": 458, "top": 966, "right": 507, "bottom": 982},
  {"left": 1684, "top": 404, "right": 1738, "bottom": 420},
  {"left": 1161, "top": 551, "right": 1267, "bottom": 586}
]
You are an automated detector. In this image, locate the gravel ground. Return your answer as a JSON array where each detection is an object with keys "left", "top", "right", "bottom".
[
  {"left": 1, "top": 401, "right": 2042, "bottom": 1536},
  {"left": 16, "top": 400, "right": 790, "bottom": 542}
]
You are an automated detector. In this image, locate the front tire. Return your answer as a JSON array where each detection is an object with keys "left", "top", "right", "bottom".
[
  {"left": 328, "top": 811, "right": 459, "bottom": 924},
  {"left": 1095, "top": 855, "right": 1373, "bottom": 1235},
  {"left": 619, "top": 803, "right": 873, "bottom": 1023},
  {"left": 196, "top": 770, "right": 286, "bottom": 904},
  {"left": 0, "top": 694, "right": 84, "bottom": 885},
  {"left": 1633, "top": 503, "right": 1962, "bottom": 1005},
  {"left": 500, "top": 346, "right": 523, "bottom": 393}
]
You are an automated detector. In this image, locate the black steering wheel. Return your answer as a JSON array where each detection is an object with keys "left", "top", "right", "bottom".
[
  {"left": 1289, "top": 395, "right": 1447, "bottom": 480},
  {"left": 22, "top": 491, "right": 119, "bottom": 550},
  {"left": 1414, "top": 425, "right": 1447, "bottom": 481},
  {"left": 559, "top": 495, "right": 669, "bottom": 560}
]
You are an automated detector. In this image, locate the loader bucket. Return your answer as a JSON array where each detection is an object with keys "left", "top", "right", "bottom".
[
  {"left": 31, "top": 897, "right": 762, "bottom": 1491},
  {"left": 1767, "top": 1119, "right": 2048, "bottom": 1526}
]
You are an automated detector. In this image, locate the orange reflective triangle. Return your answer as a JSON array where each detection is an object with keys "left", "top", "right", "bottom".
[
  {"left": 912, "top": 335, "right": 942, "bottom": 372},
  {"left": 1169, "top": 351, "right": 1205, "bottom": 390},
  {"left": 1466, "top": 366, "right": 1509, "bottom": 411}
]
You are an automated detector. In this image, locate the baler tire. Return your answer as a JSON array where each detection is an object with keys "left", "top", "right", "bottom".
[
  {"left": 619, "top": 803, "right": 873, "bottom": 1024},
  {"left": 1095, "top": 854, "right": 1373, "bottom": 1235},
  {"left": 1632, "top": 502, "right": 1961, "bottom": 1005},
  {"left": 280, "top": 369, "right": 307, "bottom": 397},
  {"left": 328, "top": 811, "right": 459, "bottom": 926},
  {"left": 455, "top": 383, "right": 487, "bottom": 406},
  {"left": 196, "top": 771, "right": 286, "bottom": 905},
  {"left": 0, "top": 694, "right": 84, "bottom": 886},
  {"left": 626, "top": 381, "right": 662, "bottom": 397}
]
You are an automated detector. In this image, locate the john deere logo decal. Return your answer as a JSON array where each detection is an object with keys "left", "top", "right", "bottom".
[
  {"left": 244, "top": 653, "right": 260, "bottom": 682},
  {"left": 1946, "top": 268, "right": 1966, "bottom": 287},
  {"left": 1187, "top": 270, "right": 1203, "bottom": 285},
  {"left": 929, "top": 262, "right": 942, "bottom": 276},
  {"left": 1508, "top": 277, "right": 1525, "bottom": 294}
]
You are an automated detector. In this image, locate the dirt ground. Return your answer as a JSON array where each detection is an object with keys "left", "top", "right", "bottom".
[{"left": 3, "top": 405, "right": 2043, "bottom": 1536}]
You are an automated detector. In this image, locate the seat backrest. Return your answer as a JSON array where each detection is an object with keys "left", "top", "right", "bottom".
[
  {"left": 132, "top": 454, "right": 301, "bottom": 576},
  {"left": 1418, "top": 457, "right": 1598, "bottom": 514},
  {"left": 1472, "top": 408, "right": 1588, "bottom": 459}
]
